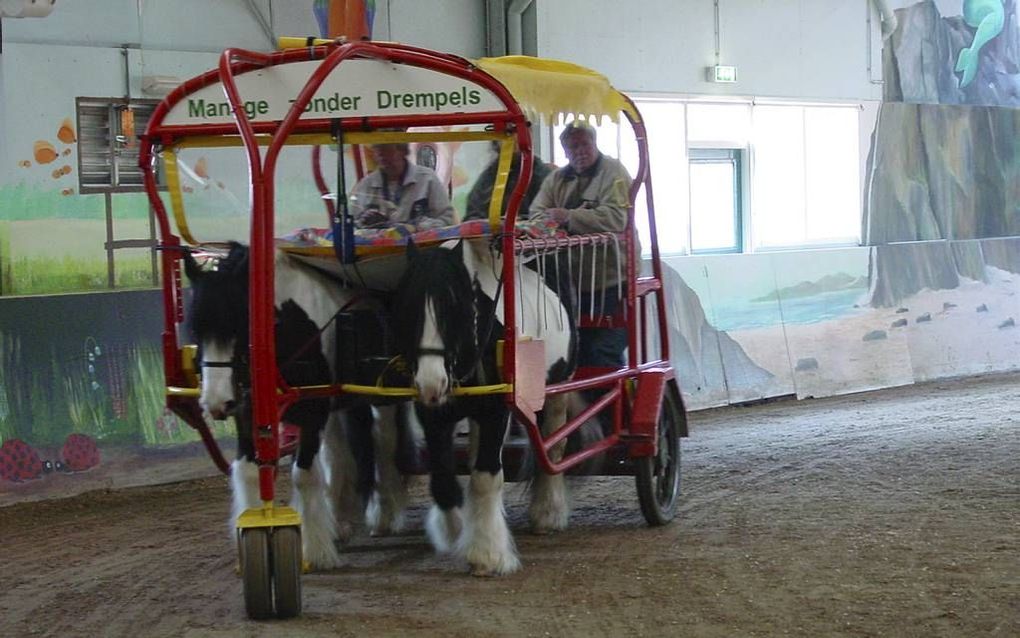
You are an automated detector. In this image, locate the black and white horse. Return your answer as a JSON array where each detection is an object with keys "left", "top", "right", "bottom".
[
  {"left": 392, "top": 238, "right": 577, "bottom": 575},
  {"left": 184, "top": 243, "right": 407, "bottom": 570}
]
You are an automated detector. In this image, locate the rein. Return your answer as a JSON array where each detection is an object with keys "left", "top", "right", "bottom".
[
  {"left": 463, "top": 266, "right": 505, "bottom": 385},
  {"left": 275, "top": 291, "right": 373, "bottom": 374},
  {"left": 199, "top": 291, "right": 379, "bottom": 379},
  {"left": 416, "top": 246, "right": 505, "bottom": 388}
]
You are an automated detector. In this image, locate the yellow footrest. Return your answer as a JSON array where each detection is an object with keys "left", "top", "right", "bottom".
[{"left": 236, "top": 504, "right": 302, "bottom": 530}]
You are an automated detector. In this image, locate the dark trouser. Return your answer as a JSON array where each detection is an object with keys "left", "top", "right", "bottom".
[
  {"left": 573, "top": 285, "right": 627, "bottom": 445},
  {"left": 577, "top": 285, "right": 627, "bottom": 368}
]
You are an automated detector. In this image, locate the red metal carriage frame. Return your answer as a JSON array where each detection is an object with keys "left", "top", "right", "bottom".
[{"left": 140, "top": 39, "right": 679, "bottom": 506}]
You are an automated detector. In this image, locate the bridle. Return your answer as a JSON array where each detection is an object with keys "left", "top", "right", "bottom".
[
  {"left": 415, "top": 345, "right": 465, "bottom": 384},
  {"left": 198, "top": 338, "right": 251, "bottom": 392},
  {"left": 413, "top": 264, "right": 505, "bottom": 389}
]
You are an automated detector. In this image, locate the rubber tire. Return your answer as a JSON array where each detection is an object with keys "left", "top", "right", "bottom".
[
  {"left": 240, "top": 528, "right": 274, "bottom": 620},
  {"left": 271, "top": 526, "right": 303, "bottom": 619},
  {"left": 635, "top": 382, "right": 683, "bottom": 526}
]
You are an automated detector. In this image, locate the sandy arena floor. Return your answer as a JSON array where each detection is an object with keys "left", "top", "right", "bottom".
[{"left": 1, "top": 373, "right": 1017, "bottom": 637}]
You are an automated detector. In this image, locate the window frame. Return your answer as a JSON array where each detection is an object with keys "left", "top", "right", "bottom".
[
  {"left": 76, "top": 97, "right": 163, "bottom": 194},
  {"left": 686, "top": 146, "right": 746, "bottom": 255}
]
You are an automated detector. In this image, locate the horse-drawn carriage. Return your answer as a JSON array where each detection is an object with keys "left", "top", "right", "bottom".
[{"left": 141, "top": 37, "right": 687, "bottom": 620}]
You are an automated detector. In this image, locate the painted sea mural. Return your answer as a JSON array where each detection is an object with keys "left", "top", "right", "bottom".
[{"left": 659, "top": 238, "right": 1020, "bottom": 409}]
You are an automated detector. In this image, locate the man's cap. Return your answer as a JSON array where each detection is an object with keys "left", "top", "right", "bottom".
[
  {"left": 370, "top": 127, "right": 410, "bottom": 152},
  {"left": 559, "top": 119, "right": 597, "bottom": 143},
  {"left": 371, "top": 141, "right": 410, "bottom": 153}
]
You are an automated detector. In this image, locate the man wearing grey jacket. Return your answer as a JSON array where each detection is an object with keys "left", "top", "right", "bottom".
[
  {"left": 350, "top": 142, "right": 454, "bottom": 231},
  {"left": 530, "top": 120, "right": 636, "bottom": 368}
]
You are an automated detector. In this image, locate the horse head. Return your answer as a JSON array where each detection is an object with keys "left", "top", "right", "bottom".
[
  {"left": 183, "top": 242, "right": 250, "bottom": 419},
  {"left": 393, "top": 239, "right": 481, "bottom": 406}
]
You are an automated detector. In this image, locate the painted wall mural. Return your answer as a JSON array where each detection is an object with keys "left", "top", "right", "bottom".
[
  {"left": 1, "top": 42, "right": 176, "bottom": 298},
  {"left": 956, "top": 0, "right": 1006, "bottom": 88},
  {"left": 0, "top": 290, "right": 235, "bottom": 505},
  {"left": 20, "top": 116, "right": 78, "bottom": 196},
  {"left": 7, "top": 0, "right": 1020, "bottom": 505},
  {"left": 886, "top": 0, "right": 1020, "bottom": 106},
  {"left": 858, "top": 1, "right": 1020, "bottom": 390},
  {"left": 655, "top": 237, "right": 1020, "bottom": 410},
  {"left": 864, "top": 102, "right": 1020, "bottom": 245}
]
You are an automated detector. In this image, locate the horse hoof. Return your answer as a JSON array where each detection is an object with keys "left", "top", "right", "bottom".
[
  {"left": 463, "top": 548, "right": 521, "bottom": 576},
  {"left": 528, "top": 512, "right": 568, "bottom": 535},
  {"left": 304, "top": 552, "right": 342, "bottom": 572},
  {"left": 336, "top": 522, "right": 355, "bottom": 545},
  {"left": 426, "top": 505, "right": 462, "bottom": 554},
  {"left": 367, "top": 511, "right": 405, "bottom": 538}
]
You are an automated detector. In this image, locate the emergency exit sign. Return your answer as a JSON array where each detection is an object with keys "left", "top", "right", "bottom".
[{"left": 707, "top": 65, "right": 738, "bottom": 83}]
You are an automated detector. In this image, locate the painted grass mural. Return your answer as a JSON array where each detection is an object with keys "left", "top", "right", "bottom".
[
  {"left": 0, "top": 334, "right": 229, "bottom": 451},
  {"left": 0, "top": 183, "right": 156, "bottom": 295},
  {"left": 0, "top": 285, "right": 247, "bottom": 502}
]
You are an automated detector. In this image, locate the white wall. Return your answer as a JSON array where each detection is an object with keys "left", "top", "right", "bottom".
[
  {"left": 378, "top": 0, "right": 486, "bottom": 58},
  {"left": 1, "top": 0, "right": 277, "bottom": 51},
  {"left": 0, "top": 0, "right": 486, "bottom": 179},
  {"left": 536, "top": 0, "right": 885, "bottom": 102},
  {"left": 1, "top": 0, "right": 486, "bottom": 58}
]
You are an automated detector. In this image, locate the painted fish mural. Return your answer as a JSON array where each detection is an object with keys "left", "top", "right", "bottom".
[{"left": 955, "top": 0, "right": 1005, "bottom": 87}]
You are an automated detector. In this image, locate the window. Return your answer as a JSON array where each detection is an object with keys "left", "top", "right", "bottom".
[
  {"left": 74, "top": 97, "right": 164, "bottom": 289},
  {"left": 76, "top": 97, "right": 161, "bottom": 193},
  {"left": 635, "top": 98, "right": 862, "bottom": 254},
  {"left": 686, "top": 103, "right": 751, "bottom": 147},
  {"left": 751, "top": 104, "right": 861, "bottom": 249},
  {"left": 546, "top": 99, "right": 862, "bottom": 255},
  {"left": 688, "top": 149, "right": 742, "bottom": 253},
  {"left": 625, "top": 101, "right": 687, "bottom": 256}
]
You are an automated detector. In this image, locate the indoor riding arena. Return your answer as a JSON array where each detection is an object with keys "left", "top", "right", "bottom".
[{"left": 0, "top": 2, "right": 1017, "bottom": 636}]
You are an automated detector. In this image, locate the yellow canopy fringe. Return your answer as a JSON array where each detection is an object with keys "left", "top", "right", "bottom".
[{"left": 475, "top": 56, "right": 639, "bottom": 125}]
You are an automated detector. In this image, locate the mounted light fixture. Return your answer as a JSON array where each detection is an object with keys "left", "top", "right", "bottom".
[
  {"left": 141, "top": 75, "right": 183, "bottom": 96},
  {"left": 0, "top": 0, "right": 56, "bottom": 18}
]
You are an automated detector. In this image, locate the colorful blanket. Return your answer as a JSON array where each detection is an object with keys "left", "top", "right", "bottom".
[{"left": 277, "top": 218, "right": 564, "bottom": 249}]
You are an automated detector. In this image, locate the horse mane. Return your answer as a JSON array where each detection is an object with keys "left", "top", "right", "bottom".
[
  {"left": 393, "top": 242, "right": 480, "bottom": 379},
  {"left": 184, "top": 241, "right": 250, "bottom": 347}
]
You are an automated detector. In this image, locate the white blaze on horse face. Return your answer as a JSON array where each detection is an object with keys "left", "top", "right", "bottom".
[
  {"left": 415, "top": 298, "right": 450, "bottom": 406},
  {"left": 200, "top": 338, "right": 236, "bottom": 419}
]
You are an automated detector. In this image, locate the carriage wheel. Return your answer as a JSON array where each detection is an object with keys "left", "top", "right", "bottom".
[
  {"left": 240, "top": 528, "right": 274, "bottom": 619},
  {"left": 635, "top": 382, "right": 683, "bottom": 526},
  {"left": 271, "top": 526, "right": 303, "bottom": 619}
]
